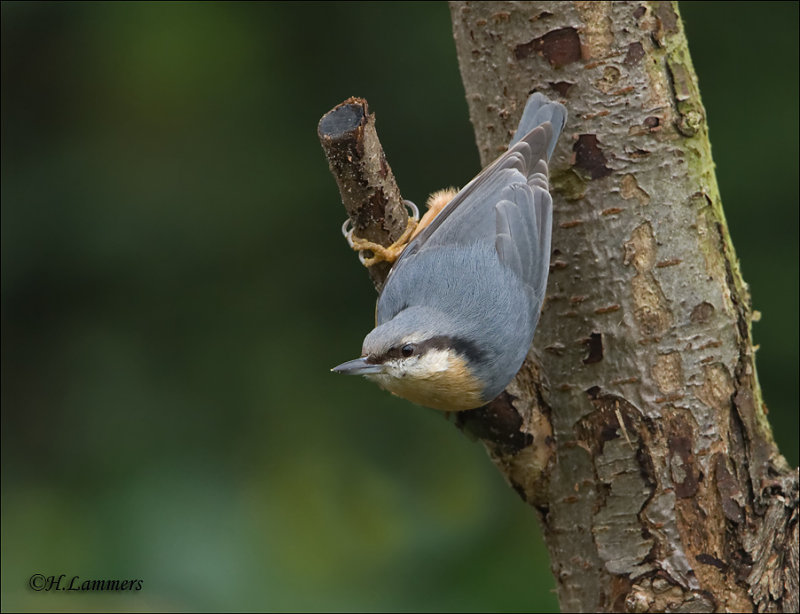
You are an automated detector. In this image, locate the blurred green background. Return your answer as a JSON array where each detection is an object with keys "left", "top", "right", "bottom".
[{"left": 2, "top": 2, "right": 797, "bottom": 612}]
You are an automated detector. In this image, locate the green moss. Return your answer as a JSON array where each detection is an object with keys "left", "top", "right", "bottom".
[
  {"left": 552, "top": 168, "right": 588, "bottom": 201},
  {"left": 667, "top": 2, "right": 774, "bottom": 446}
]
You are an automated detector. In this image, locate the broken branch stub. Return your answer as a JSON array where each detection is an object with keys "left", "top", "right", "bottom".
[{"left": 318, "top": 97, "right": 409, "bottom": 291}]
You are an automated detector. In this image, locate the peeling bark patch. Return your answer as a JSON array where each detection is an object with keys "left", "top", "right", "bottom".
[
  {"left": 644, "top": 116, "right": 660, "bottom": 130},
  {"left": 573, "top": 134, "right": 612, "bottom": 179},
  {"left": 574, "top": 1, "right": 614, "bottom": 59},
  {"left": 626, "top": 147, "right": 652, "bottom": 159},
  {"left": 620, "top": 173, "right": 650, "bottom": 205},
  {"left": 577, "top": 391, "right": 655, "bottom": 576},
  {"left": 630, "top": 579, "right": 717, "bottom": 613},
  {"left": 583, "top": 332, "right": 603, "bottom": 364},
  {"left": 665, "top": 412, "right": 699, "bottom": 499},
  {"left": 642, "top": 491, "right": 701, "bottom": 589},
  {"left": 689, "top": 191, "right": 713, "bottom": 209},
  {"left": 549, "top": 80, "right": 574, "bottom": 97},
  {"left": 581, "top": 388, "right": 649, "bottom": 454},
  {"left": 624, "top": 41, "right": 645, "bottom": 65},
  {"left": 498, "top": 359, "right": 556, "bottom": 508},
  {"left": 514, "top": 27, "right": 582, "bottom": 68},
  {"left": 610, "top": 575, "right": 635, "bottom": 612},
  {"left": 696, "top": 363, "right": 735, "bottom": 411},
  {"left": 631, "top": 273, "right": 672, "bottom": 337},
  {"left": 625, "top": 584, "right": 653, "bottom": 612},
  {"left": 596, "top": 66, "right": 621, "bottom": 93},
  {"left": 714, "top": 454, "right": 745, "bottom": 523},
  {"left": 695, "top": 553, "right": 727, "bottom": 571},
  {"left": 624, "top": 222, "right": 656, "bottom": 273},
  {"left": 690, "top": 301, "right": 715, "bottom": 324},
  {"left": 611, "top": 85, "right": 635, "bottom": 97},
  {"left": 529, "top": 10, "right": 553, "bottom": 22},
  {"left": 594, "top": 304, "right": 620, "bottom": 314},
  {"left": 654, "top": 2, "right": 679, "bottom": 35},
  {"left": 583, "top": 109, "right": 610, "bottom": 120},
  {"left": 455, "top": 392, "right": 532, "bottom": 454},
  {"left": 625, "top": 223, "right": 672, "bottom": 337},
  {"left": 652, "top": 352, "right": 683, "bottom": 396},
  {"left": 628, "top": 119, "right": 660, "bottom": 136},
  {"left": 742, "top": 471, "right": 799, "bottom": 612},
  {"left": 670, "top": 441, "right": 698, "bottom": 498},
  {"left": 645, "top": 3, "right": 679, "bottom": 48},
  {"left": 667, "top": 58, "right": 705, "bottom": 137}
]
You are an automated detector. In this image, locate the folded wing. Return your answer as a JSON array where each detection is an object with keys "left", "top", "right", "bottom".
[{"left": 389, "top": 113, "right": 558, "bottom": 302}]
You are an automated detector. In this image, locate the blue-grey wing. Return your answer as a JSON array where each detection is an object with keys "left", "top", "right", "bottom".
[
  {"left": 395, "top": 92, "right": 563, "bottom": 259},
  {"left": 388, "top": 129, "right": 554, "bottom": 301},
  {"left": 494, "top": 169, "right": 552, "bottom": 301},
  {"left": 382, "top": 92, "right": 564, "bottom": 315},
  {"left": 397, "top": 124, "right": 551, "bottom": 257}
]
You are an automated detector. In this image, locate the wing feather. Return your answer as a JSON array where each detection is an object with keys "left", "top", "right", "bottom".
[
  {"left": 394, "top": 125, "right": 549, "bottom": 260},
  {"left": 385, "top": 94, "right": 564, "bottom": 304},
  {"left": 495, "top": 200, "right": 523, "bottom": 278}
]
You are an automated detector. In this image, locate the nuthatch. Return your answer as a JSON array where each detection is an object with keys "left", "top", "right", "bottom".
[{"left": 333, "top": 93, "right": 567, "bottom": 411}]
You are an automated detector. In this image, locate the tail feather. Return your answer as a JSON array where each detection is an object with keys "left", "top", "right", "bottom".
[{"left": 510, "top": 92, "right": 567, "bottom": 160}]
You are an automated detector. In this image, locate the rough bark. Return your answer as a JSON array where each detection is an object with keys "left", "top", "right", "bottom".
[
  {"left": 318, "top": 97, "right": 411, "bottom": 292},
  {"left": 448, "top": 2, "right": 798, "bottom": 612},
  {"left": 319, "top": 3, "right": 797, "bottom": 612}
]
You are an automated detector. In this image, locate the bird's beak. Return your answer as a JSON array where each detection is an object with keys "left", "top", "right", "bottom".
[{"left": 331, "top": 357, "right": 384, "bottom": 375}]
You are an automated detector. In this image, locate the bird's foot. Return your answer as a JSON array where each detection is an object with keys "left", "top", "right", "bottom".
[
  {"left": 342, "top": 200, "right": 419, "bottom": 267},
  {"left": 341, "top": 188, "right": 458, "bottom": 267}
]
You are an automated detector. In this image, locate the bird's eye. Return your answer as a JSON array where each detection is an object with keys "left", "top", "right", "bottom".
[{"left": 401, "top": 343, "right": 415, "bottom": 357}]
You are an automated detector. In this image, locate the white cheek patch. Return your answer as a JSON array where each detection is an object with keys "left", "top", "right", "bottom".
[
  {"left": 415, "top": 349, "right": 452, "bottom": 375},
  {"left": 383, "top": 357, "right": 416, "bottom": 379},
  {"left": 390, "top": 349, "right": 452, "bottom": 379},
  {"left": 379, "top": 349, "right": 454, "bottom": 380}
]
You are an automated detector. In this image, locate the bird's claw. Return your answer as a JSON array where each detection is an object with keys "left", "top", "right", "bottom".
[{"left": 341, "top": 200, "right": 420, "bottom": 267}]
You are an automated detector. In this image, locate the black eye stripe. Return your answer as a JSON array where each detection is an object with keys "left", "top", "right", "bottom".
[
  {"left": 419, "top": 336, "right": 487, "bottom": 364},
  {"left": 383, "top": 344, "right": 414, "bottom": 360},
  {"left": 378, "top": 336, "right": 486, "bottom": 364}
]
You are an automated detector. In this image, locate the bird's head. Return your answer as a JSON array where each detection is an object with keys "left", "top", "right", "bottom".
[{"left": 331, "top": 308, "right": 488, "bottom": 411}]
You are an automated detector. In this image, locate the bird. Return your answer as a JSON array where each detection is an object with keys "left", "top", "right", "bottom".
[{"left": 332, "top": 92, "right": 567, "bottom": 411}]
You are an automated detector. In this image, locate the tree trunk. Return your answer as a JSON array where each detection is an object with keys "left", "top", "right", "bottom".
[{"left": 448, "top": 2, "right": 798, "bottom": 612}]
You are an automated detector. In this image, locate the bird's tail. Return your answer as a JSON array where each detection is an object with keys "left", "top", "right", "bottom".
[{"left": 509, "top": 92, "right": 567, "bottom": 160}]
